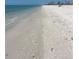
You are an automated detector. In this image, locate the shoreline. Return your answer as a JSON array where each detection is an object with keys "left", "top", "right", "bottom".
[{"left": 6, "top": 5, "right": 73, "bottom": 59}]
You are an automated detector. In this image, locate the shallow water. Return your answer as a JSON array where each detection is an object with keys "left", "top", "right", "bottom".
[{"left": 5, "top": 5, "right": 42, "bottom": 31}]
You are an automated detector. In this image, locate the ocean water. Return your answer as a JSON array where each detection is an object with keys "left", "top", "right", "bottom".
[
  {"left": 5, "top": 5, "right": 41, "bottom": 31},
  {"left": 5, "top": 5, "right": 41, "bottom": 13}
]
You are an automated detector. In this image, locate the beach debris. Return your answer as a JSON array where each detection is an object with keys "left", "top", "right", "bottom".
[
  {"left": 32, "top": 55, "right": 35, "bottom": 58},
  {"left": 51, "top": 48, "right": 54, "bottom": 52},
  {"left": 71, "top": 37, "right": 73, "bottom": 40},
  {"left": 5, "top": 54, "right": 8, "bottom": 56}
]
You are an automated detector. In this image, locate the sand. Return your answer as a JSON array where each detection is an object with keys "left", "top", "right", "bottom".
[{"left": 5, "top": 5, "right": 73, "bottom": 59}]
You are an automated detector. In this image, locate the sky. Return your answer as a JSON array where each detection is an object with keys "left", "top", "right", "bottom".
[{"left": 5, "top": 0, "right": 72, "bottom": 5}]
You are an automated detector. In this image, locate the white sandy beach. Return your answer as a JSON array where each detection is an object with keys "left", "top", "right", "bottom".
[{"left": 6, "top": 5, "right": 73, "bottom": 59}]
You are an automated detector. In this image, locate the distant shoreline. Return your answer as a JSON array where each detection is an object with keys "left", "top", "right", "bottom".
[{"left": 45, "top": 4, "right": 73, "bottom": 5}]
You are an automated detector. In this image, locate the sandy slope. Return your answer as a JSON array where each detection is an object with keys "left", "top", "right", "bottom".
[{"left": 6, "top": 5, "right": 73, "bottom": 59}]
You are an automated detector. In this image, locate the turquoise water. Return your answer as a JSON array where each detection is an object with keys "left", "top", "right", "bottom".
[
  {"left": 5, "top": 5, "right": 41, "bottom": 13},
  {"left": 5, "top": 5, "right": 41, "bottom": 31}
]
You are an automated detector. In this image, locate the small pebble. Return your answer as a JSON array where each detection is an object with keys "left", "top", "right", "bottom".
[
  {"left": 51, "top": 48, "right": 54, "bottom": 52},
  {"left": 32, "top": 55, "right": 35, "bottom": 58},
  {"left": 71, "top": 37, "right": 73, "bottom": 40},
  {"left": 5, "top": 54, "right": 8, "bottom": 56}
]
